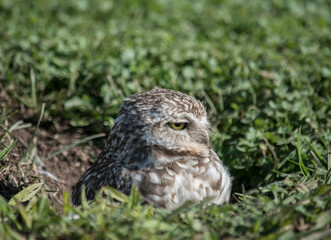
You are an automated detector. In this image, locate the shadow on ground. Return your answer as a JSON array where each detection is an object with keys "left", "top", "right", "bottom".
[{"left": 0, "top": 88, "right": 102, "bottom": 211}]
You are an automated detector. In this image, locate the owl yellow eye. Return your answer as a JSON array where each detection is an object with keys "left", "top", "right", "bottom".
[{"left": 169, "top": 122, "right": 187, "bottom": 130}]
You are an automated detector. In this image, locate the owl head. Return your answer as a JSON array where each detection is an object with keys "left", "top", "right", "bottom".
[{"left": 103, "top": 88, "right": 211, "bottom": 169}]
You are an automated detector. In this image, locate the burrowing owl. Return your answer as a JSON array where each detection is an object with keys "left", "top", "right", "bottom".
[{"left": 72, "top": 88, "right": 231, "bottom": 209}]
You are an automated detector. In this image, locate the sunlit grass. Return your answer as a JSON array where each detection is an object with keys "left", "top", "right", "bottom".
[{"left": 0, "top": 0, "right": 330, "bottom": 239}]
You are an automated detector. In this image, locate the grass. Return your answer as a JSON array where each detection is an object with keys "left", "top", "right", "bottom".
[{"left": 0, "top": 0, "right": 331, "bottom": 239}]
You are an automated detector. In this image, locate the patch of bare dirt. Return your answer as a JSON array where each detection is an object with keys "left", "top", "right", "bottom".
[{"left": 0, "top": 87, "right": 103, "bottom": 212}]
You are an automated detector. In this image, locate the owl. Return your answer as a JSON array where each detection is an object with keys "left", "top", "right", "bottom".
[{"left": 72, "top": 88, "right": 231, "bottom": 209}]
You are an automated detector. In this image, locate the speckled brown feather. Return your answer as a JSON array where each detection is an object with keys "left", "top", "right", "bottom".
[{"left": 71, "top": 88, "right": 231, "bottom": 208}]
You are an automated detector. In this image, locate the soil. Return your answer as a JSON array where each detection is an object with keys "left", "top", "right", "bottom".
[{"left": 0, "top": 87, "right": 103, "bottom": 212}]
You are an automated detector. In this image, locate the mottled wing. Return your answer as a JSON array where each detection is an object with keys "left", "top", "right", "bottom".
[
  {"left": 71, "top": 161, "right": 131, "bottom": 205},
  {"left": 209, "top": 150, "right": 232, "bottom": 204}
]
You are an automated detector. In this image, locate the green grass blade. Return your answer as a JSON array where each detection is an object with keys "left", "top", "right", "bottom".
[
  {"left": 9, "top": 182, "right": 43, "bottom": 205},
  {"left": 80, "top": 185, "right": 87, "bottom": 209},
  {"left": 103, "top": 187, "right": 129, "bottom": 203},
  {"left": 30, "top": 68, "right": 37, "bottom": 108},
  {"left": 277, "top": 150, "right": 296, "bottom": 169},
  {"left": 304, "top": 137, "right": 327, "bottom": 164},
  {"left": 317, "top": 131, "right": 328, "bottom": 150},
  {"left": 31, "top": 103, "right": 45, "bottom": 142},
  {"left": 0, "top": 140, "right": 15, "bottom": 160},
  {"left": 297, "top": 127, "right": 309, "bottom": 177},
  {"left": 18, "top": 205, "right": 32, "bottom": 230},
  {"left": 328, "top": 143, "right": 331, "bottom": 171},
  {"left": 128, "top": 186, "right": 142, "bottom": 209}
]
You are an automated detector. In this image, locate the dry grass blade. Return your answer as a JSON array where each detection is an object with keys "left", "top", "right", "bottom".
[
  {"left": 42, "top": 133, "right": 105, "bottom": 162},
  {"left": 8, "top": 121, "right": 32, "bottom": 133}
]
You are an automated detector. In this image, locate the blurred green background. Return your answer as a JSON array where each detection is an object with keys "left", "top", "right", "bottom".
[
  {"left": 2, "top": 0, "right": 330, "bottom": 190},
  {"left": 0, "top": 0, "right": 330, "bottom": 239}
]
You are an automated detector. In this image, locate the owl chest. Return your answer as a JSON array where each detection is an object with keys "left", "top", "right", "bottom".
[{"left": 131, "top": 158, "right": 229, "bottom": 209}]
